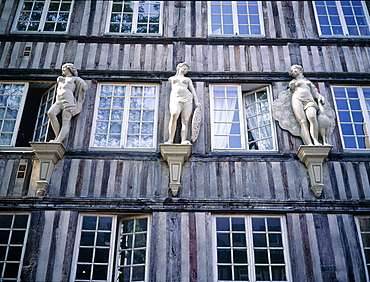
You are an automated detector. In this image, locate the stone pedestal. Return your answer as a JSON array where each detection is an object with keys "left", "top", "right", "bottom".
[
  {"left": 29, "top": 142, "right": 66, "bottom": 196},
  {"left": 297, "top": 145, "right": 332, "bottom": 198},
  {"left": 160, "top": 144, "right": 192, "bottom": 196}
]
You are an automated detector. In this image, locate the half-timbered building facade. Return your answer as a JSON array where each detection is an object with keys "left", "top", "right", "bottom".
[{"left": 0, "top": 1, "right": 370, "bottom": 281}]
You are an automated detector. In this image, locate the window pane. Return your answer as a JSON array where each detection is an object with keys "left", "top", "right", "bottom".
[
  {"left": 0, "top": 83, "right": 27, "bottom": 146},
  {"left": 0, "top": 213, "right": 30, "bottom": 281}
]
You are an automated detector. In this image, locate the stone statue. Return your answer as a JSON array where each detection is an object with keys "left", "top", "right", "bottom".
[
  {"left": 48, "top": 63, "right": 88, "bottom": 143},
  {"left": 273, "top": 65, "right": 335, "bottom": 146},
  {"left": 165, "top": 62, "right": 201, "bottom": 145}
]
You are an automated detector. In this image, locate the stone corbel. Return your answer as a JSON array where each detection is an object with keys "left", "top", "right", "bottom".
[
  {"left": 29, "top": 142, "right": 66, "bottom": 196},
  {"left": 160, "top": 144, "right": 192, "bottom": 196},
  {"left": 297, "top": 145, "right": 332, "bottom": 198}
]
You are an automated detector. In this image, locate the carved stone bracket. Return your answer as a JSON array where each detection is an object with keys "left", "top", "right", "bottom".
[
  {"left": 160, "top": 144, "right": 192, "bottom": 197},
  {"left": 29, "top": 142, "right": 66, "bottom": 196},
  {"left": 297, "top": 145, "right": 332, "bottom": 198}
]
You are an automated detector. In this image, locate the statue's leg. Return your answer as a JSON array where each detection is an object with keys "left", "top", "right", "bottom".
[
  {"left": 306, "top": 107, "right": 320, "bottom": 145},
  {"left": 166, "top": 103, "right": 181, "bottom": 144},
  {"left": 54, "top": 109, "right": 72, "bottom": 143},
  {"left": 47, "top": 103, "right": 62, "bottom": 137},
  {"left": 180, "top": 102, "right": 192, "bottom": 144},
  {"left": 292, "top": 102, "right": 312, "bottom": 145}
]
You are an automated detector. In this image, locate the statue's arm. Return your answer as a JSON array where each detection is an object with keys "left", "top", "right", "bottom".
[
  {"left": 74, "top": 77, "right": 88, "bottom": 115},
  {"left": 309, "top": 82, "right": 325, "bottom": 104},
  {"left": 188, "top": 79, "right": 201, "bottom": 108}
]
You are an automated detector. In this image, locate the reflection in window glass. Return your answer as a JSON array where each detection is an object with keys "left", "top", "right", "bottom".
[
  {"left": 92, "top": 84, "right": 157, "bottom": 149},
  {"left": 209, "top": 1, "right": 263, "bottom": 35},
  {"left": 332, "top": 86, "right": 370, "bottom": 149},
  {"left": 33, "top": 86, "right": 56, "bottom": 142},
  {"left": 314, "top": 1, "right": 370, "bottom": 36},
  {"left": 357, "top": 217, "right": 370, "bottom": 279},
  {"left": 74, "top": 215, "right": 149, "bottom": 282},
  {"left": 215, "top": 216, "right": 289, "bottom": 281},
  {"left": 109, "top": 0, "right": 162, "bottom": 34},
  {"left": 0, "top": 83, "right": 28, "bottom": 146},
  {"left": 0, "top": 213, "right": 30, "bottom": 281},
  {"left": 15, "top": 0, "right": 73, "bottom": 33},
  {"left": 211, "top": 85, "right": 276, "bottom": 151}
]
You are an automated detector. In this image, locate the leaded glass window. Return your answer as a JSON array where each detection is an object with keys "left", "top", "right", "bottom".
[
  {"left": 91, "top": 84, "right": 158, "bottom": 150},
  {"left": 108, "top": 1, "right": 162, "bottom": 35},
  {"left": 210, "top": 85, "right": 276, "bottom": 151},
  {"left": 0, "top": 213, "right": 30, "bottom": 281},
  {"left": 332, "top": 86, "right": 370, "bottom": 149},
  {"left": 215, "top": 215, "right": 290, "bottom": 282},
  {"left": 208, "top": 1, "right": 264, "bottom": 36},
  {"left": 314, "top": 1, "right": 370, "bottom": 36},
  {"left": 72, "top": 214, "right": 150, "bottom": 282},
  {"left": 14, "top": 0, "right": 73, "bottom": 33},
  {"left": 357, "top": 217, "right": 370, "bottom": 280},
  {"left": 0, "top": 83, "right": 28, "bottom": 146},
  {"left": 33, "top": 86, "right": 56, "bottom": 142}
]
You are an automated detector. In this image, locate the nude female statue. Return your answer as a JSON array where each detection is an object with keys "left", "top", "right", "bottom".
[
  {"left": 289, "top": 65, "right": 325, "bottom": 145},
  {"left": 165, "top": 62, "right": 201, "bottom": 145},
  {"left": 47, "top": 63, "right": 88, "bottom": 143}
]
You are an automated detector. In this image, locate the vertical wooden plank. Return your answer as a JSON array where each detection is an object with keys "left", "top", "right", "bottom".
[
  {"left": 196, "top": 212, "right": 207, "bottom": 281},
  {"left": 86, "top": 43, "right": 98, "bottom": 70},
  {"left": 311, "top": 46, "right": 324, "bottom": 72},
  {"left": 332, "top": 162, "right": 347, "bottom": 200},
  {"left": 209, "top": 162, "right": 218, "bottom": 199},
  {"left": 354, "top": 46, "right": 366, "bottom": 72},
  {"left": 301, "top": 46, "right": 312, "bottom": 72},
  {"left": 100, "top": 160, "right": 110, "bottom": 197},
  {"left": 327, "top": 214, "right": 348, "bottom": 282},
  {"left": 156, "top": 212, "right": 167, "bottom": 281},
  {"left": 342, "top": 214, "right": 367, "bottom": 281},
  {"left": 106, "top": 160, "right": 117, "bottom": 197},
  {"left": 181, "top": 161, "right": 191, "bottom": 198},
  {"left": 283, "top": 45, "right": 291, "bottom": 71},
  {"left": 66, "top": 159, "right": 79, "bottom": 197},
  {"left": 35, "top": 211, "right": 55, "bottom": 282},
  {"left": 81, "top": 160, "right": 92, "bottom": 197},
  {"left": 306, "top": 214, "right": 323, "bottom": 282},
  {"left": 359, "top": 162, "right": 370, "bottom": 198},
  {"left": 313, "top": 214, "right": 337, "bottom": 281},
  {"left": 5, "top": 159, "right": 19, "bottom": 197},
  {"left": 110, "top": 44, "right": 120, "bottom": 70},
  {"left": 61, "top": 211, "right": 79, "bottom": 281},
  {"left": 98, "top": 43, "right": 109, "bottom": 70},
  {"left": 276, "top": 2, "right": 287, "bottom": 37},
  {"left": 0, "top": 160, "right": 13, "bottom": 196},
  {"left": 181, "top": 213, "right": 190, "bottom": 282},
  {"left": 8, "top": 42, "right": 21, "bottom": 68},
  {"left": 166, "top": 212, "right": 182, "bottom": 280},
  {"left": 260, "top": 45, "right": 271, "bottom": 72},
  {"left": 286, "top": 214, "right": 307, "bottom": 282},
  {"left": 0, "top": 41, "right": 10, "bottom": 67},
  {"left": 234, "top": 162, "right": 244, "bottom": 198}
]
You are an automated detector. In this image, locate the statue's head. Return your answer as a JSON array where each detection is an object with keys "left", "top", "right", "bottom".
[
  {"left": 176, "top": 62, "right": 190, "bottom": 74},
  {"left": 289, "top": 65, "right": 303, "bottom": 78},
  {"left": 62, "top": 63, "right": 78, "bottom": 76}
]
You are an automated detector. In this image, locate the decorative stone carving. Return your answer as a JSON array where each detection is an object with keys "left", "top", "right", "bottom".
[
  {"left": 160, "top": 144, "right": 192, "bottom": 196},
  {"left": 165, "top": 62, "right": 201, "bottom": 145},
  {"left": 297, "top": 145, "right": 332, "bottom": 198},
  {"left": 48, "top": 63, "right": 88, "bottom": 143},
  {"left": 29, "top": 142, "right": 66, "bottom": 196},
  {"left": 273, "top": 65, "right": 336, "bottom": 197},
  {"left": 273, "top": 65, "right": 335, "bottom": 146}
]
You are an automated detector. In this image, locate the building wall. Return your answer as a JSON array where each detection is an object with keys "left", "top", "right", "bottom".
[{"left": 0, "top": 1, "right": 370, "bottom": 281}]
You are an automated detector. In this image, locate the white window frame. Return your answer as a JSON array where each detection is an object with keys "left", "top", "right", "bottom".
[
  {"left": 210, "top": 84, "right": 277, "bottom": 152},
  {"left": 71, "top": 214, "right": 151, "bottom": 282},
  {"left": 207, "top": 1, "right": 265, "bottom": 37},
  {"left": 0, "top": 212, "right": 31, "bottom": 281},
  {"left": 90, "top": 83, "right": 159, "bottom": 151},
  {"left": 12, "top": 0, "right": 74, "bottom": 34},
  {"left": 0, "top": 82, "right": 29, "bottom": 147},
  {"left": 106, "top": 0, "right": 163, "bottom": 36},
  {"left": 331, "top": 85, "right": 370, "bottom": 151},
  {"left": 313, "top": 1, "right": 370, "bottom": 37},
  {"left": 32, "top": 85, "right": 56, "bottom": 142},
  {"left": 212, "top": 214, "right": 292, "bottom": 282},
  {"left": 356, "top": 216, "right": 370, "bottom": 282}
]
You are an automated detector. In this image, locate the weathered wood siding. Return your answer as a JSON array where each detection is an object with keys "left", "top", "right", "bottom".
[
  {"left": 1, "top": 41, "right": 370, "bottom": 74},
  {"left": 19, "top": 211, "right": 366, "bottom": 282},
  {"left": 0, "top": 1, "right": 357, "bottom": 39},
  {"left": 1, "top": 155, "right": 369, "bottom": 201}
]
